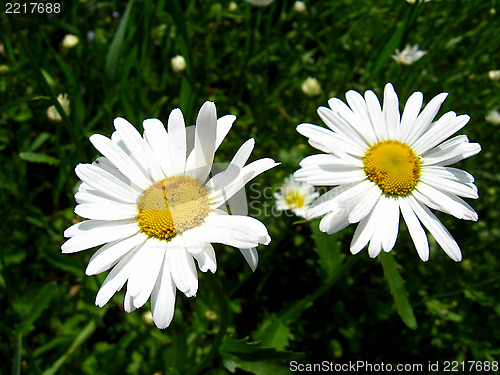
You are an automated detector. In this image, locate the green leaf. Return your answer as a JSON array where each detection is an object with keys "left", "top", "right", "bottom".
[
  {"left": 19, "top": 151, "right": 60, "bottom": 166},
  {"left": 220, "top": 336, "right": 305, "bottom": 375},
  {"left": 310, "top": 222, "right": 344, "bottom": 280},
  {"left": 253, "top": 314, "right": 291, "bottom": 351},
  {"left": 105, "top": 0, "right": 135, "bottom": 82},
  {"left": 379, "top": 252, "right": 417, "bottom": 329}
]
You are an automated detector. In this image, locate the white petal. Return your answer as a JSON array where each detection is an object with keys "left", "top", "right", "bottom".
[
  {"left": 399, "top": 91, "right": 423, "bottom": 142},
  {"left": 348, "top": 183, "right": 382, "bottom": 223},
  {"left": 304, "top": 181, "right": 371, "bottom": 220},
  {"left": 239, "top": 248, "right": 259, "bottom": 272},
  {"left": 190, "top": 213, "right": 270, "bottom": 248},
  {"left": 143, "top": 118, "right": 173, "bottom": 177},
  {"left": 89, "top": 134, "right": 151, "bottom": 190},
  {"left": 294, "top": 165, "right": 366, "bottom": 186},
  {"left": 328, "top": 98, "right": 373, "bottom": 147},
  {"left": 382, "top": 83, "right": 400, "bottom": 140},
  {"left": 416, "top": 182, "right": 478, "bottom": 221},
  {"left": 185, "top": 102, "right": 217, "bottom": 183},
  {"left": 192, "top": 242, "right": 217, "bottom": 273},
  {"left": 114, "top": 117, "right": 165, "bottom": 181},
  {"left": 74, "top": 202, "right": 137, "bottom": 220},
  {"left": 318, "top": 107, "right": 369, "bottom": 154},
  {"left": 86, "top": 232, "right": 147, "bottom": 275},
  {"left": 168, "top": 241, "right": 198, "bottom": 297},
  {"left": 61, "top": 220, "right": 140, "bottom": 253},
  {"left": 151, "top": 250, "right": 177, "bottom": 329},
  {"left": 75, "top": 163, "right": 139, "bottom": 204},
  {"left": 350, "top": 198, "right": 385, "bottom": 254},
  {"left": 297, "top": 123, "right": 365, "bottom": 162},
  {"left": 364, "top": 89, "right": 385, "bottom": 142},
  {"left": 381, "top": 196, "right": 400, "bottom": 253},
  {"left": 129, "top": 239, "right": 165, "bottom": 309},
  {"left": 319, "top": 209, "right": 350, "bottom": 234},
  {"left": 95, "top": 247, "right": 140, "bottom": 307},
  {"left": 422, "top": 139, "right": 481, "bottom": 166},
  {"left": 404, "top": 92, "right": 448, "bottom": 146},
  {"left": 205, "top": 138, "right": 255, "bottom": 191},
  {"left": 167, "top": 108, "right": 187, "bottom": 176},
  {"left": 413, "top": 113, "right": 470, "bottom": 155},
  {"left": 407, "top": 195, "right": 462, "bottom": 261},
  {"left": 345, "top": 89, "right": 378, "bottom": 144},
  {"left": 209, "top": 158, "right": 279, "bottom": 209},
  {"left": 399, "top": 197, "right": 429, "bottom": 261},
  {"left": 420, "top": 173, "right": 478, "bottom": 199},
  {"left": 215, "top": 115, "right": 236, "bottom": 151},
  {"left": 421, "top": 165, "right": 474, "bottom": 183}
]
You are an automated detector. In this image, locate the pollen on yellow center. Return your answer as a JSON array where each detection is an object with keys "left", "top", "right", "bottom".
[
  {"left": 137, "top": 175, "right": 210, "bottom": 240},
  {"left": 285, "top": 191, "right": 305, "bottom": 208},
  {"left": 363, "top": 140, "right": 421, "bottom": 196}
]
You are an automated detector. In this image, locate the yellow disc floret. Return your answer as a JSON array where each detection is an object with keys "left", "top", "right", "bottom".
[
  {"left": 286, "top": 191, "right": 305, "bottom": 209},
  {"left": 137, "top": 175, "right": 210, "bottom": 240},
  {"left": 363, "top": 140, "right": 420, "bottom": 196}
]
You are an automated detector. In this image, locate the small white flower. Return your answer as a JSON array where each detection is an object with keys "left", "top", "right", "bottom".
[
  {"left": 488, "top": 70, "right": 500, "bottom": 81},
  {"left": 171, "top": 55, "right": 187, "bottom": 73},
  {"left": 274, "top": 175, "right": 319, "bottom": 218},
  {"left": 392, "top": 44, "right": 427, "bottom": 65},
  {"left": 295, "top": 83, "right": 480, "bottom": 262},
  {"left": 47, "top": 94, "right": 70, "bottom": 122},
  {"left": 301, "top": 77, "right": 321, "bottom": 97},
  {"left": 244, "top": 0, "right": 274, "bottom": 6},
  {"left": 293, "top": 1, "right": 307, "bottom": 13},
  {"left": 229, "top": 2, "right": 238, "bottom": 11},
  {"left": 61, "top": 102, "right": 278, "bottom": 329},
  {"left": 485, "top": 109, "right": 500, "bottom": 125},
  {"left": 407, "top": 0, "right": 431, "bottom": 3},
  {"left": 61, "top": 34, "right": 79, "bottom": 49}
]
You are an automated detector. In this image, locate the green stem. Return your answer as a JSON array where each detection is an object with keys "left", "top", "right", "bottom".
[{"left": 188, "top": 273, "right": 229, "bottom": 375}]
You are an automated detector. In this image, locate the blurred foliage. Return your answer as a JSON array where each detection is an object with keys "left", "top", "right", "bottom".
[{"left": 1, "top": 0, "right": 500, "bottom": 374}]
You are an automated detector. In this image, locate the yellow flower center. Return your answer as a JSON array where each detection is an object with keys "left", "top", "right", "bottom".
[
  {"left": 137, "top": 175, "right": 210, "bottom": 240},
  {"left": 285, "top": 191, "right": 305, "bottom": 208},
  {"left": 363, "top": 140, "right": 420, "bottom": 196}
]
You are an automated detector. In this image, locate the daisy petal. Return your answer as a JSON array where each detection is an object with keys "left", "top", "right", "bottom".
[
  {"left": 185, "top": 101, "right": 217, "bottom": 183},
  {"left": 169, "top": 239, "right": 198, "bottom": 298},
  {"left": 89, "top": 134, "right": 151, "bottom": 190},
  {"left": 114, "top": 117, "right": 164, "bottom": 181},
  {"left": 61, "top": 220, "right": 140, "bottom": 253},
  {"left": 399, "top": 197, "right": 429, "bottom": 261},
  {"left": 239, "top": 248, "right": 259, "bottom": 272},
  {"left": 143, "top": 118, "right": 173, "bottom": 177},
  {"left": 407, "top": 195, "right": 462, "bottom": 261},
  {"left": 151, "top": 251, "right": 176, "bottom": 329},
  {"left": 86, "top": 232, "right": 147, "bottom": 275},
  {"left": 167, "top": 108, "right": 187, "bottom": 176}
]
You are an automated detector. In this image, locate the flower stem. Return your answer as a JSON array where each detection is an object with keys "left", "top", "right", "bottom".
[{"left": 188, "top": 273, "right": 229, "bottom": 375}]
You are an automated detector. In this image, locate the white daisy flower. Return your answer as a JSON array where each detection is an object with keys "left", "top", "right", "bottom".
[
  {"left": 295, "top": 83, "right": 480, "bottom": 262},
  {"left": 62, "top": 102, "right": 278, "bottom": 329},
  {"left": 274, "top": 175, "right": 319, "bottom": 218},
  {"left": 392, "top": 44, "right": 427, "bottom": 65}
]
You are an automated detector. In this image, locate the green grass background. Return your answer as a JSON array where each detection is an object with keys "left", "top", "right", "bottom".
[{"left": 1, "top": 0, "right": 500, "bottom": 373}]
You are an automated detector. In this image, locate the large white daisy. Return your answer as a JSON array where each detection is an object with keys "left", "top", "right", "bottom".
[
  {"left": 62, "top": 102, "right": 278, "bottom": 329},
  {"left": 295, "top": 83, "right": 480, "bottom": 262}
]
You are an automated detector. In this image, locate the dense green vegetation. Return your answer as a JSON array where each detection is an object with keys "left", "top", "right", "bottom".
[{"left": 1, "top": 0, "right": 499, "bottom": 373}]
